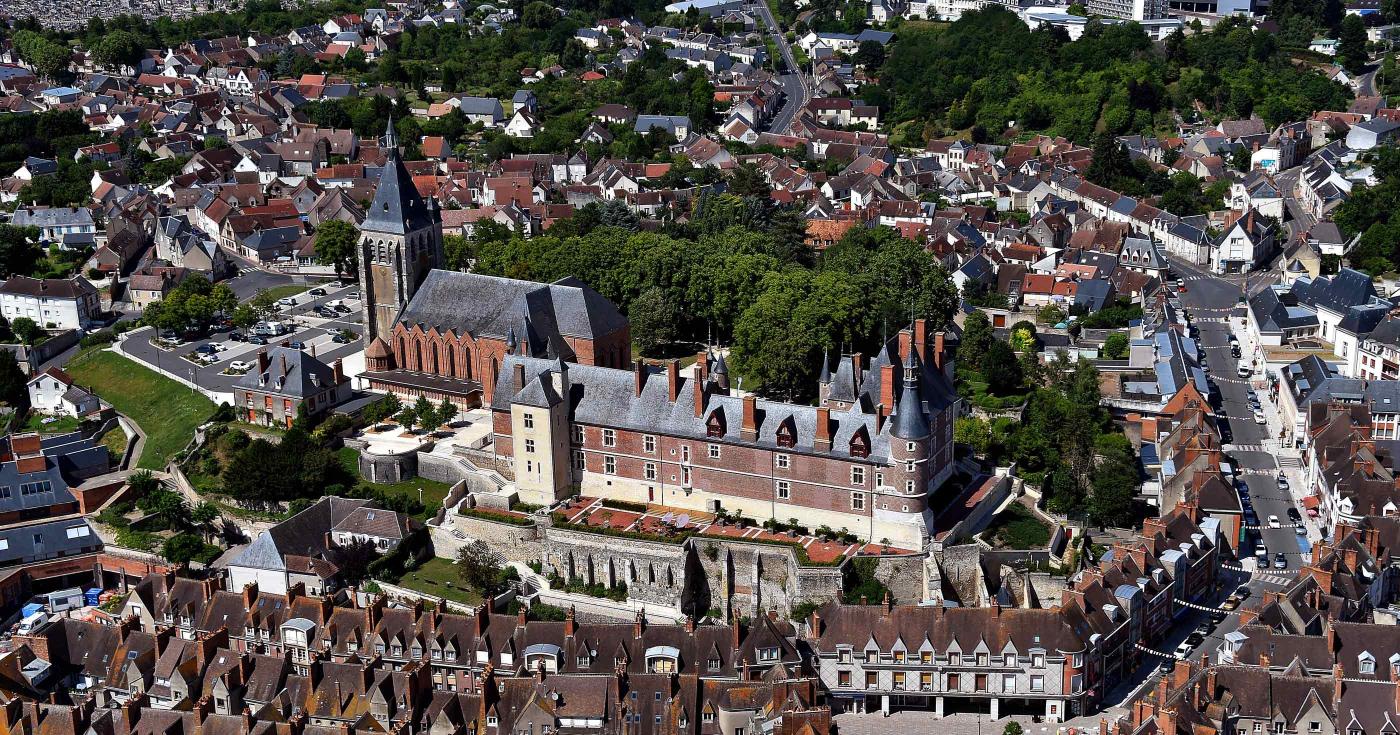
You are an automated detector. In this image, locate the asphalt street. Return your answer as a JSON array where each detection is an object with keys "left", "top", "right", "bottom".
[
  {"left": 118, "top": 282, "right": 366, "bottom": 397},
  {"left": 750, "top": 1, "right": 809, "bottom": 134}
]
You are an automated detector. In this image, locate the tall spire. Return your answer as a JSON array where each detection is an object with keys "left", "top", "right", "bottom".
[
  {"left": 384, "top": 116, "right": 399, "bottom": 158},
  {"left": 891, "top": 351, "right": 929, "bottom": 440}
]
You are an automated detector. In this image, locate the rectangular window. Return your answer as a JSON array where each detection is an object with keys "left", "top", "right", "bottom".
[
  {"left": 949, "top": 653, "right": 960, "bottom": 665},
  {"left": 838, "top": 671, "right": 851, "bottom": 687},
  {"left": 1002, "top": 674, "right": 1015, "bottom": 693},
  {"left": 852, "top": 466, "right": 865, "bottom": 485},
  {"left": 681, "top": 466, "right": 691, "bottom": 485},
  {"left": 524, "top": 438, "right": 535, "bottom": 454},
  {"left": 975, "top": 674, "right": 987, "bottom": 692},
  {"left": 920, "top": 650, "right": 932, "bottom": 664},
  {"left": 1030, "top": 675, "right": 1044, "bottom": 692},
  {"left": 571, "top": 425, "right": 584, "bottom": 444},
  {"left": 644, "top": 434, "right": 656, "bottom": 453},
  {"left": 776, "top": 481, "right": 790, "bottom": 499},
  {"left": 644, "top": 462, "right": 657, "bottom": 480},
  {"left": 865, "top": 672, "right": 878, "bottom": 689},
  {"left": 1004, "top": 654, "right": 1016, "bottom": 667},
  {"left": 708, "top": 443, "right": 721, "bottom": 459},
  {"left": 1033, "top": 654, "right": 1045, "bottom": 668},
  {"left": 681, "top": 445, "right": 690, "bottom": 462},
  {"left": 571, "top": 451, "right": 584, "bottom": 470},
  {"left": 602, "top": 429, "right": 616, "bottom": 447},
  {"left": 604, "top": 456, "right": 616, "bottom": 474},
  {"left": 523, "top": 413, "right": 534, "bottom": 429},
  {"left": 947, "top": 673, "right": 959, "bottom": 690},
  {"left": 776, "top": 453, "right": 789, "bottom": 469},
  {"left": 852, "top": 492, "right": 865, "bottom": 510}
]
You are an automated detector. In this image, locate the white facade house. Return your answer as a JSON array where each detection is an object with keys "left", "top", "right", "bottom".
[
  {"left": 26, "top": 367, "right": 99, "bottom": 418},
  {"left": 10, "top": 207, "right": 96, "bottom": 244},
  {"left": 0, "top": 276, "right": 101, "bottom": 330}
]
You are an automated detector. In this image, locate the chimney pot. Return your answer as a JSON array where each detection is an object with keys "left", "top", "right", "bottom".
[{"left": 666, "top": 360, "right": 681, "bottom": 403}]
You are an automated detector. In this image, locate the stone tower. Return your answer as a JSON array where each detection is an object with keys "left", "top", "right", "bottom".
[{"left": 357, "top": 118, "right": 442, "bottom": 344}]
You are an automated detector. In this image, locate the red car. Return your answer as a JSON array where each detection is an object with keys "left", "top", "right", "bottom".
[{"left": 1177, "top": 283, "right": 1188, "bottom": 293}]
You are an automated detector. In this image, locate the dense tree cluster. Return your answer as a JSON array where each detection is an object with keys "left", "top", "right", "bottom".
[
  {"left": 874, "top": 10, "right": 1351, "bottom": 144},
  {"left": 1337, "top": 147, "right": 1400, "bottom": 275},
  {"left": 141, "top": 276, "right": 238, "bottom": 337},
  {"left": 475, "top": 198, "right": 956, "bottom": 401}
]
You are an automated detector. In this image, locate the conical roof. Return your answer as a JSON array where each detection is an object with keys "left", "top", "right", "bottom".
[{"left": 891, "top": 353, "right": 929, "bottom": 440}]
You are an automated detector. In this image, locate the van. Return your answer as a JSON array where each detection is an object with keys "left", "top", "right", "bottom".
[
  {"left": 252, "top": 321, "right": 287, "bottom": 337},
  {"left": 1237, "top": 365, "right": 1251, "bottom": 379},
  {"left": 17, "top": 611, "right": 45, "bottom": 635},
  {"left": 45, "top": 588, "right": 84, "bottom": 613}
]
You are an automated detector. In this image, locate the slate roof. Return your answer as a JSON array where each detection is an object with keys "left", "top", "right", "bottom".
[
  {"left": 396, "top": 271, "right": 627, "bottom": 347},
  {"left": 234, "top": 347, "right": 340, "bottom": 398},
  {"left": 362, "top": 120, "right": 438, "bottom": 236},
  {"left": 225, "top": 496, "right": 371, "bottom": 572}
]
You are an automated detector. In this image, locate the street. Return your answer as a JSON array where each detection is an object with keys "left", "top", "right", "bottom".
[{"left": 750, "top": 1, "right": 810, "bottom": 134}]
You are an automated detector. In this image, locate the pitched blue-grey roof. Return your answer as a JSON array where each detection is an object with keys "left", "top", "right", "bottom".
[
  {"left": 397, "top": 271, "right": 627, "bottom": 347},
  {"left": 362, "top": 129, "right": 438, "bottom": 236}
]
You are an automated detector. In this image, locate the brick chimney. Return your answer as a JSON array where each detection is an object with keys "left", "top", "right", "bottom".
[
  {"left": 814, "top": 407, "right": 832, "bottom": 450},
  {"left": 1333, "top": 664, "right": 1345, "bottom": 706},
  {"left": 933, "top": 331, "right": 946, "bottom": 371},
  {"left": 850, "top": 353, "right": 863, "bottom": 393},
  {"left": 693, "top": 365, "right": 706, "bottom": 419},
  {"left": 564, "top": 606, "right": 576, "bottom": 637},
  {"left": 695, "top": 351, "right": 709, "bottom": 380},
  {"left": 634, "top": 359, "right": 646, "bottom": 397},
  {"left": 242, "top": 582, "right": 258, "bottom": 608},
  {"left": 913, "top": 319, "right": 928, "bottom": 361},
  {"left": 634, "top": 609, "right": 644, "bottom": 638},
  {"left": 513, "top": 363, "right": 526, "bottom": 393},
  {"left": 667, "top": 360, "right": 681, "bottom": 403},
  {"left": 684, "top": 615, "right": 695, "bottom": 634},
  {"left": 741, "top": 395, "right": 758, "bottom": 440},
  {"left": 809, "top": 609, "right": 822, "bottom": 638},
  {"left": 257, "top": 349, "right": 269, "bottom": 374},
  {"left": 333, "top": 358, "right": 344, "bottom": 383}
]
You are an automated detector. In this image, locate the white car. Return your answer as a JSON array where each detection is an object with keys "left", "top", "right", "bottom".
[
  {"left": 1268, "top": 514, "right": 1280, "bottom": 528},
  {"left": 1253, "top": 410, "right": 1266, "bottom": 425},
  {"left": 229, "top": 360, "right": 253, "bottom": 372},
  {"left": 1174, "top": 642, "right": 1193, "bottom": 658},
  {"left": 1238, "top": 365, "right": 1251, "bottom": 378}
]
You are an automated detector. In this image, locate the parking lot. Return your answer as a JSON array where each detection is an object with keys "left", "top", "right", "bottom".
[{"left": 117, "top": 283, "right": 367, "bottom": 401}]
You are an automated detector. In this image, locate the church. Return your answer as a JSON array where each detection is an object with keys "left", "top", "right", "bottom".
[{"left": 354, "top": 123, "right": 958, "bottom": 548}]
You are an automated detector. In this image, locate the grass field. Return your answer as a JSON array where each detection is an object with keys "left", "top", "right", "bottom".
[
  {"left": 986, "top": 503, "right": 1052, "bottom": 549},
  {"left": 97, "top": 426, "right": 127, "bottom": 464},
  {"left": 66, "top": 349, "right": 214, "bottom": 470},
  {"left": 388, "top": 557, "right": 482, "bottom": 605},
  {"left": 20, "top": 413, "right": 82, "bottom": 434},
  {"left": 336, "top": 446, "right": 451, "bottom": 519}
]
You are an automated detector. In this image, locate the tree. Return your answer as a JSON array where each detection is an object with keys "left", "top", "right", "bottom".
[
  {"left": 955, "top": 416, "right": 992, "bottom": 455},
  {"left": 10, "top": 317, "right": 41, "bottom": 345},
  {"left": 161, "top": 533, "right": 208, "bottom": 565},
  {"left": 443, "top": 234, "right": 474, "bottom": 271},
  {"left": 190, "top": 502, "right": 220, "bottom": 542},
  {"left": 1003, "top": 723, "right": 1025, "bottom": 735},
  {"left": 961, "top": 310, "right": 994, "bottom": 368},
  {"left": 414, "top": 395, "right": 436, "bottom": 431},
  {"left": 313, "top": 219, "right": 359, "bottom": 277},
  {"left": 0, "top": 225, "right": 42, "bottom": 278},
  {"left": 396, "top": 406, "right": 418, "bottom": 433},
  {"left": 335, "top": 538, "right": 379, "bottom": 586},
  {"left": 0, "top": 350, "right": 28, "bottom": 411},
  {"left": 138, "top": 488, "right": 190, "bottom": 531},
  {"left": 91, "top": 30, "right": 145, "bottom": 69},
  {"left": 1103, "top": 333, "right": 1130, "bottom": 359},
  {"left": 981, "top": 340, "right": 1023, "bottom": 395},
  {"left": 630, "top": 286, "right": 680, "bottom": 355},
  {"left": 1067, "top": 2, "right": 1088, "bottom": 14},
  {"left": 457, "top": 539, "right": 511, "bottom": 595},
  {"left": 1232, "top": 144, "right": 1252, "bottom": 172},
  {"left": 1089, "top": 442, "right": 1139, "bottom": 527},
  {"left": 1009, "top": 322, "right": 1037, "bottom": 353},
  {"left": 729, "top": 162, "right": 772, "bottom": 199},
  {"left": 1338, "top": 14, "right": 1368, "bottom": 74},
  {"left": 436, "top": 399, "right": 458, "bottom": 428},
  {"left": 853, "top": 39, "right": 886, "bottom": 69}
]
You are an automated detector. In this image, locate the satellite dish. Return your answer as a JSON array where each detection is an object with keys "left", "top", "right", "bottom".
[{"left": 676, "top": 514, "right": 690, "bottom": 528}]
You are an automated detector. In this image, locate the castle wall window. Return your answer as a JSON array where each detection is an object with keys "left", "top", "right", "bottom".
[
  {"left": 852, "top": 466, "right": 864, "bottom": 485},
  {"left": 644, "top": 463, "right": 657, "bottom": 480},
  {"left": 777, "top": 481, "right": 790, "bottom": 500},
  {"left": 572, "top": 425, "right": 584, "bottom": 444},
  {"left": 776, "top": 453, "right": 789, "bottom": 469},
  {"left": 604, "top": 456, "right": 616, "bottom": 474},
  {"left": 603, "top": 429, "right": 616, "bottom": 447},
  {"left": 852, "top": 492, "right": 864, "bottom": 510},
  {"left": 644, "top": 435, "right": 656, "bottom": 453},
  {"left": 524, "top": 414, "right": 534, "bottom": 429},
  {"left": 708, "top": 444, "right": 721, "bottom": 459}
]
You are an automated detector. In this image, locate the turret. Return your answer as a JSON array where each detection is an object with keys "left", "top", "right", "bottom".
[
  {"left": 817, "top": 349, "right": 832, "bottom": 403},
  {"left": 711, "top": 350, "right": 730, "bottom": 393}
]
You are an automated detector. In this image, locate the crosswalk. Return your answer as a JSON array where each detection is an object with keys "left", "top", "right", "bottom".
[
  {"left": 1225, "top": 444, "right": 1274, "bottom": 453},
  {"left": 1278, "top": 456, "right": 1302, "bottom": 469}
]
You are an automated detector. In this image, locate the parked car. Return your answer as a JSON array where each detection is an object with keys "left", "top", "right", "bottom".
[
  {"left": 229, "top": 361, "right": 252, "bottom": 372},
  {"left": 1222, "top": 595, "right": 1242, "bottom": 611},
  {"left": 1253, "top": 410, "right": 1266, "bottom": 425},
  {"left": 1268, "top": 514, "right": 1280, "bottom": 528},
  {"left": 334, "top": 303, "right": 352, "bottom": 313},
  {"left": 1277, "top": 474, "right": 1289, "bottom": 491},
  {"left": 247, "top": 335, "right": 267, "bottom": 345},
  {"left": 1210, "top": 609, "right": 1228, "bottom": 624},
  {"left": 1195, "top": 621, "right": 1215, "bottom": 636},
  {"left": 309, "top": 287, "right": 327, "bottom": 296},
  {"left": 286, "top": 340, "right": 305, "bottom": 350},
  {"left": 1185, "top": 632, "right": 1206, "bottom": 647},
  {"left": 229, "top": 331, "right": 245, "bottom": 342},
  {"left": 1256, "top": 543, "right": 1269, "bottom": 560},
  {"left": 1273, "top": 553, "right": 1288, "bottom": 569},
  {"left": 1175, "top": 641, "right": 1194, "bottom": 657},
  {"left": 195, "top": 344, "right": 218, "bottom": 355},
  {"left": 332, "top": 332, "right": 352, "bottom": 344},
  {"left": 276, "top": 297, "right": 297, "bottom": 307},
  {"left": 1287, "top": 508, "right": 1301, "bottom": 523},
  {"left": 1238, "top": 365, "right": 1251, "bottom": 378}
]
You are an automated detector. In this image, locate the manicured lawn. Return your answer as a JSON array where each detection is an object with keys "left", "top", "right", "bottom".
[
  {"left": 387, "top": 557, "right": 482, "bottom": 605},
  {"left": 258, "top": 284, "right": 312, "bottom": 302},
  {"left": 21, "top": 413, "right": 82, "bottom": 434},
  {"left": 66, "top": 349, "right": 214, "bottom": 470},
  {"left": 336, "top": 446, "right": 452, "bottom": 519},
  {"left": 986, "top": 503, "right": 1052, "bottom": 549}
]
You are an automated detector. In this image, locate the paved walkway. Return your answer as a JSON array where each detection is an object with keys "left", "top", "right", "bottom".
[{"left": 834, "top": 709, "right": 1115, "bottom": 735}]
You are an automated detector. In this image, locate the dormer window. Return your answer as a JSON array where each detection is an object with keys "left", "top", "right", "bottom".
[
  {"left": 757, "top": 647, "right": 779, "bottom": 663},
  {"left": 1359, "top": 652, "right": 1376, "bottom": 675},
  {"left": 708, "top": 656, "right": 720, "bottom": 671},
  {"left": 776, "top": 418, "right": 796, "bottom": 448},
  {"left": 850, "top": 429, "right": 870, "bottom": 458}
]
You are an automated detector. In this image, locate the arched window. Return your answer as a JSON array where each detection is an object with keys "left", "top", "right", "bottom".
[
  {"left": 462, "top": 345, "right": 473, "bottom": 380},
  {"left": 444, "top": 344, "right": 455, "bottom": 378},
  {"left": 414, "top": 340, "right": 424, "bottom": 372},
  {"left": 431, "top": 342, "right": 441, "bottom": 374},
  {"left": 397, "top": 337, "right": 407, "bottom": 364}
]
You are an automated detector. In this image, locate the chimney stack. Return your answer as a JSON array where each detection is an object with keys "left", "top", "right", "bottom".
[
  {"left": 695, "top": 351, "right": 709, "bottom": 380},
  {"left": 513, "top": 363, "right": 525, "bottom": 393},
  {"left": 333, "top": 358, "right": 344, "bottom": 383},
  {"left": 257, "top": 349, "right": 269, "bottom": 374},
  {"left": 564, "top": 606, "right": 576, "bottom": 637},
  {"left": 667, "top": 360, "right": 681, "bottom": 403},
  {"left": 693, "top": 364, "right": 706, "bottom": 419},
  {"left": 814, "top": 406, "right": 832, "bottom": 450},
  {"left": 850, "top": 353, "right": 863, "bottom": 393},
  {"left": 913, "top": 319, "right": 928, "bottom": 361},
  {"left": 934, "top": 331, "right": 946, "bottom": 371},
  {"left": 741, "top": 395, "right": 758, "bottom": 440},
  {"left": 634, "top": 358, "right": 646, "bottom": 397}
]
